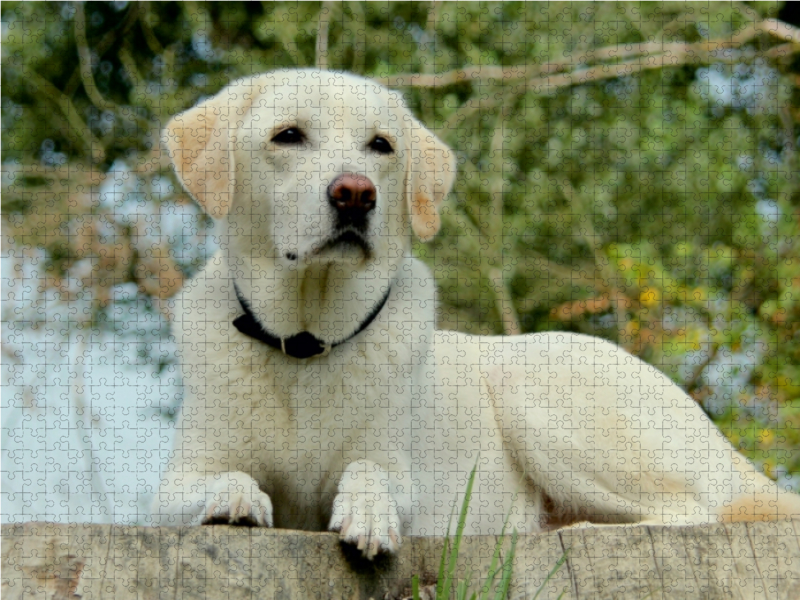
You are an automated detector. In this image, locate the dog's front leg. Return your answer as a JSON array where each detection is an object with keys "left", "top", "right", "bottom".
[{"left": 329, "top": 460, "right": 402, "bottom": 558}]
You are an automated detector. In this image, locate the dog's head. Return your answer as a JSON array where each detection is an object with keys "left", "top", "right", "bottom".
[{"left": 164, "top": 70, "right": 456, "bottom": 272}]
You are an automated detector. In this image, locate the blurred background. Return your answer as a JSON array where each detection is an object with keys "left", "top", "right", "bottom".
[{"left": 3, "top": 1, "right": 800, "bottom": 525}]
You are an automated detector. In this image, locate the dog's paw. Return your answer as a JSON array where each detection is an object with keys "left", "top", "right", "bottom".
[
  {"left": 328, "top": 461, "right": 402, "bottom": 559},
  {"left": 329, "top": 490, "right": 402, "bottom": 558},
  {"left": 202, "top": 471, "right": 273, "bottom": 527}
]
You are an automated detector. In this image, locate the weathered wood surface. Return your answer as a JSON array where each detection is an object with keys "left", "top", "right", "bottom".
[{"left": 3, "top": 521, "right": 800, "bottom": 599}]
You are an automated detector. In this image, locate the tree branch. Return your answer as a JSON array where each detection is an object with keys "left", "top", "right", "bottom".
[
  {"left": 685, "top": 343, "right": 719, "bottom": 394},
  {"left": 64, "top": 3, "right": 139, "bottom": 98},
  {"left": 74, "top": 3, "right": 119, "bottom": 113},
  {"left": 377, "top": 19, "right": 800, "bottom": 91},
  {"left": 316, "top": 2, "right": 334, "bottom": 70},
  {"left": 490, "top": 268, "right": 521, "bottom": 336},
  {"left": 26, "top": 71, "right": 105, "bottom": 164},
  {"left": 139, "top": 2, "right": 164, "bottom": 55},
  {"left": 378, "top": 65, "right": 552, "bottom": 88}
]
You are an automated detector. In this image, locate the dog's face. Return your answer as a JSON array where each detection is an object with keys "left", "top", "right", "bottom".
[
  {"left": 165, "top": 70, "right": 456, "bottom": 274},
  {"left": 236, "top": 72, "right": 407, "bottom": 266}
]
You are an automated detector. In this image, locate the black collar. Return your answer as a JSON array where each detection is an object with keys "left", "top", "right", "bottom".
[{"left": 232, "top": 282, "right": 392, "bottom": 359}]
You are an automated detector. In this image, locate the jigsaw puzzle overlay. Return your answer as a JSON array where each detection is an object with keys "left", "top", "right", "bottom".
[{"left": 4, "top": 1, "right": 800, "bottom": 596}]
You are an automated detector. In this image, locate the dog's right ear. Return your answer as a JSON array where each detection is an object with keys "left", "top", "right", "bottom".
[
  {"left": 164, "top": 82, "right": 255, "bottom": 219},
  {"left": 406, "top": 123, "right": 457, "bottom": 242}
]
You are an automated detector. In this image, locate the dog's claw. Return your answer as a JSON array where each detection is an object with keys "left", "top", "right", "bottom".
[{"left": 329, "top": 489, "right": 401, "bottom": 558}]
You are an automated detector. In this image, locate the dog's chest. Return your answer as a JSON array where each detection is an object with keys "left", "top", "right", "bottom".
[
  {"left": 175, "top": 254, "right": 432, "bottom": 528},
  {"left": 190, "top": 319, "right": 410, "bottom": 446},
  {"left": 220, "top": 340, "right": 411, "bottom": 528}
]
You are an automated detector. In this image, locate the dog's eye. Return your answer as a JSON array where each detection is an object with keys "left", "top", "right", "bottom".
[
  {"left": 272, "top": 128, "right": 305, "bottom": 145},
  {"left": 368, "top": 136, "right": 394, "bottom": 155}
]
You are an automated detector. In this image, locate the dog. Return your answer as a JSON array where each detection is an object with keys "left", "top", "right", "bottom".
[{"left": 152, "top": 69, "right": 800, "bottom": 559}]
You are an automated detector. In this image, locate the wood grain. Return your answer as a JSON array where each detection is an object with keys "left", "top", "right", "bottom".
[{"left": 3, "top": 521, "right": 800, "bottom": 599}]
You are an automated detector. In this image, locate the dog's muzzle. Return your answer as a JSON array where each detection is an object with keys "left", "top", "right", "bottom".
[{"left": 327, "top": 173, "right": 376, "bottom": 229}]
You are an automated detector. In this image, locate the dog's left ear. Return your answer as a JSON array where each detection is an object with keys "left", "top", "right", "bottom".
[
  {"left": 406, "top": 124, "right": 457, "bottom": 241},
  {"left": 163, "top": 81, "right": 255, "bottom": 219}
]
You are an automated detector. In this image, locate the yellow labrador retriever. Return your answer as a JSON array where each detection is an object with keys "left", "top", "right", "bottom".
[{"left": 152, "top": 69, "right": 800, "bottom": 558}]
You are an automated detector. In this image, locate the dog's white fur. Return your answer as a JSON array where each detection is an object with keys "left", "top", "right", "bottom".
[{"left": 153, "top": 69, "right": 800, "bottom": 558}]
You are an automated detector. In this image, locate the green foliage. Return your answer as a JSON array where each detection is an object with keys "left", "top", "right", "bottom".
[{"left": 3, "top": 1, "right": 800, "bottom": 490}]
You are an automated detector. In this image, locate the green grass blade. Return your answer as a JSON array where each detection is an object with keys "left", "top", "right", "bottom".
[
  {"left": 439, "top": 455, "right": 480, "bottom": 600},
  {"left": 436, "top": 489, "right": 460, "bottom": 600},
  {"left": 478, "top": 504, "right": 514, "bottom": 599},
  {"left": 412, "top": 574, "right": 420, "bottom": 600},
  {"left": 436, "top": 538, "right": 450, "bottom": 599},
  {"left": 493, "top": 527, "right": 518, "bottom": 600},
  {"left": 437, "top": 525, "right": 452, "bottom": 599},
  {"left": 456, "top": 575, "right": 471, "bottom": 600},
  {"left": 532, "top": 548, "right": 570, "bottom": 600}
]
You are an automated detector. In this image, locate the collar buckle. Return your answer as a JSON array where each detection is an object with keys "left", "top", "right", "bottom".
[{"left": 233, "top": 282, "right": 391, "bottom": 360}]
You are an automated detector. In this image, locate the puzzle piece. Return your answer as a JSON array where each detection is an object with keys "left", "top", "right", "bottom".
[{"left": 4, "top": 3, "right": 800, "bottom": 598}]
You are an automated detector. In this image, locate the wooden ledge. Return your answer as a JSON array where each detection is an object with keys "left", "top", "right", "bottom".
[{"left": 2, "top": 521, "right": 800, "bottom": 599}]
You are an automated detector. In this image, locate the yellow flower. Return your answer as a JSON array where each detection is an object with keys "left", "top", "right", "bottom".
[
  {"left": 759, "top": 429, "right": 774, "bottom": 448},
  {"left": 639, "top": 287, "right": 660, "bottom": 307},
  {"left": 620, "top": 258, "right": 634, "bottom": 271}
]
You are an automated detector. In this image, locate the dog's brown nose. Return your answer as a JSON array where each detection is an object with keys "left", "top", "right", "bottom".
[{"left": 328, "top": 174, "right": 376, "bottom": 214}]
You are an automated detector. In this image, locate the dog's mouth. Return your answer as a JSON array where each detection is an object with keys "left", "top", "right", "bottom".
[{"left": 310, "top": 229, "right": 372, "bottom": 260}]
